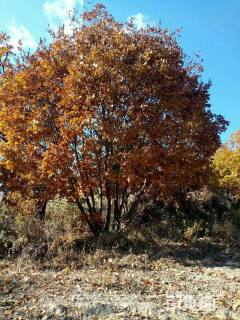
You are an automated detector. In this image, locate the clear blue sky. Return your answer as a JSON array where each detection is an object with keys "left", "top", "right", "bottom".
[{"left": 0, "top": 0, "right": 239, "bottom": 141}]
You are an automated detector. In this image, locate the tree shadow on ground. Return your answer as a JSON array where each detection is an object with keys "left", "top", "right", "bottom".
[{"left": 75, "top": 231, "right": 240, "bottom": 269}]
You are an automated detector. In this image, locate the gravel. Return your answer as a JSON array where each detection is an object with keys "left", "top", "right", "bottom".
[{"left": 0, "top": 248, "right": 240, "bottom": 319}]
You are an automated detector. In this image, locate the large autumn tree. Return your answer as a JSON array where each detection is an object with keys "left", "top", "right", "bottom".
[{"left": 0, "top": 5, "right": 228, "bottom": 235}]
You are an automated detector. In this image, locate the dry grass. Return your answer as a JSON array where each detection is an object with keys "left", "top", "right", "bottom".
[{"left": 1, "top": 246, "right": 240, "bottom": 319}]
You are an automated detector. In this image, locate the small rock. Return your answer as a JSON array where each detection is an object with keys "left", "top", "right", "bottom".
[{"left": 55, "top": 305, "right": 68, "bottom": 316}]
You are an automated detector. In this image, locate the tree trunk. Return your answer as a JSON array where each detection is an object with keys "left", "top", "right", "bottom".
[
  {"left": 104, "top": 179, "right": 111, "bottom": 232},
  {"left": 75, "top": 198, "right": 103, "bottom": 238},
  {"left": 36, "top": 202, "right": 47, "bottom": 222},
  {"left": 113, "top": 182, "right": 121, "bottom": 231},
  {"left": 113, "top": 207, "right": 121, "bottom": 231}
]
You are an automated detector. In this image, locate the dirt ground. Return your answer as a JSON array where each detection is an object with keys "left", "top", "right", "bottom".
[{"left": 0, "top": 240, "right": 240, "bottom": 320}]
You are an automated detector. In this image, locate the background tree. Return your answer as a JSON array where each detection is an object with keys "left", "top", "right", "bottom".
[
  {"left": 212, "top": 130, "right": 240, "bottom": 197},
  {"left": 0, "top": 4, "right": 228, "bottom": 236}
]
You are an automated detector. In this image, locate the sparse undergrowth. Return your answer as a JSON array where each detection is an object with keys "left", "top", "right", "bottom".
[{"left": 1, "top": 197, "right": 240, "bottom": 266}]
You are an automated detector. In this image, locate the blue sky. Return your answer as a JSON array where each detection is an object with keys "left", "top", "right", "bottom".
[{"left": 0, "top": 0, "right": 239, "bottom": 141}]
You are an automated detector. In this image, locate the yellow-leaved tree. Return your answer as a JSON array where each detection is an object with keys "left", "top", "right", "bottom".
[{"left": 212, "top": 130, "right": 240, "bottom": 196}]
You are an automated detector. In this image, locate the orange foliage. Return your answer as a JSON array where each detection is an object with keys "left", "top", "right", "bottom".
[{"left": 0, "top": 5, "right": 228, "bottom": 233}]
